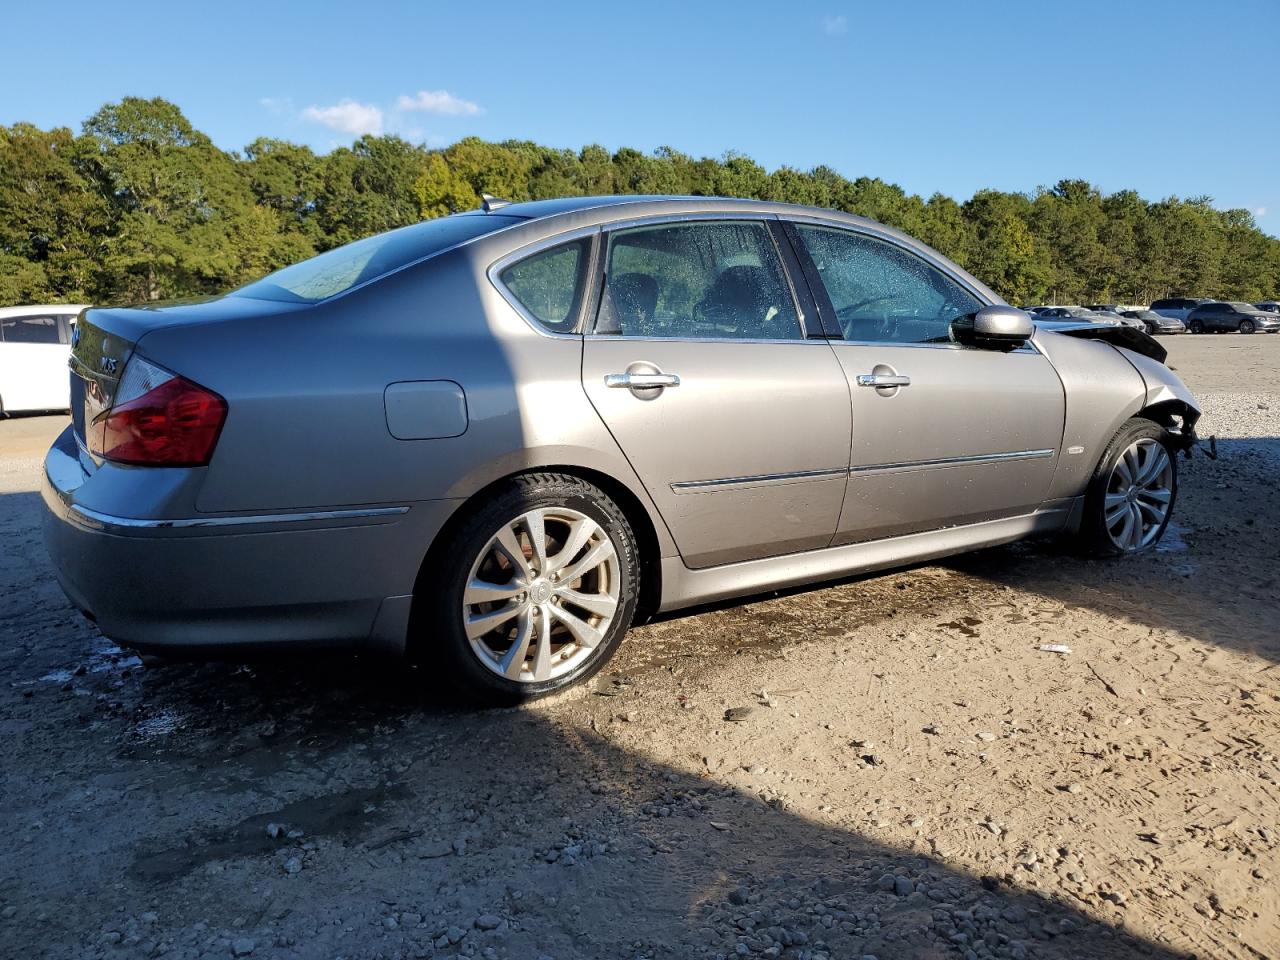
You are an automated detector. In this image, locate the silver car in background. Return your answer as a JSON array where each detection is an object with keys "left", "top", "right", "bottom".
[
  {"left": 1122, "top": 309, "right": 1186, "bottom": 335},
  {"left": 42, "top": 196, "right": 1203, "bottom": 702}
]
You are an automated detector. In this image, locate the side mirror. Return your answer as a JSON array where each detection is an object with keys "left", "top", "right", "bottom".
[{"left": 953, "top": 305, "right": 1035, "bottom": 350}]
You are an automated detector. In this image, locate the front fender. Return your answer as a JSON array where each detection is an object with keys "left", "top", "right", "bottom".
[{"left": 1115, "top": 347, "right": 1202, "bottom": 438}]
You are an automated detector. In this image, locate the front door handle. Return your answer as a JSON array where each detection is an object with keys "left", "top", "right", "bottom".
[
  {"left": 855, "top": 374, "right": 911, "bottom": 388},
  {"left": 605, "top": 372, "right": 681, "bottom": 389}
]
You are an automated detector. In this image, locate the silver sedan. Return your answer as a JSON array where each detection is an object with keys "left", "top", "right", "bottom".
[{"left": 42, "top": 196, "right": 1202, "bottom": 702}]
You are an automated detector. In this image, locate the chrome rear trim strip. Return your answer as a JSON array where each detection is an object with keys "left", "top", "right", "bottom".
[
  {"left": 671, "top": 467, "right": 848, "bottom": 493},
  {"left": 849, "top": 449, "right": 1055, "bottom": 475},
  {"left": 67, "top": 504, "right": 409, "bottom": 532}
]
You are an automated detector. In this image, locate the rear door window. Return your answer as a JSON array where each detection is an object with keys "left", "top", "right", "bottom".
[
  {"left": 594, "top": 220, "right": 802, "bottom": 340},
  {"left": 0, "top": 315, "right": 61, "bottom": 344}
]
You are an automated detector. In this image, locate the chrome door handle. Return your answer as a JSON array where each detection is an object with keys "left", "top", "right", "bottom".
[
  {"left": 605, "top": 372, "right": 681, "bottom": 389},
  {"left": 856, "top": 374, "right": 911, "bottom": 388}
]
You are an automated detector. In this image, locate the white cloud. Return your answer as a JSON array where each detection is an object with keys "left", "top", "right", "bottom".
[
  {"left": 823, "top": 14, "right": 847, "bottom": 36},
  {"left": 300, "top": 99, "right": 384, "bottom": 136},
  {"left": 395, "top": 89, "right": 483, "bottom": 116},
  {"left": 1255, "top": 206, "right": 1267, "bottom": 218}
]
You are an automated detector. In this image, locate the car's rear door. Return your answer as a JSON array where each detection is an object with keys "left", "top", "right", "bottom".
[
  {"left": 783, "top": 220, "right": 1066, "bottom": 544},
  {"left": 580, "top": 217, "right": 851, "bottom": 568},
  {"left": 0, "top": 313, "right": 68, "bottom": 412}
]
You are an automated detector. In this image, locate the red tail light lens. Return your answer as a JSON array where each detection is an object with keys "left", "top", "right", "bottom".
[{"left": 90, "top": 358, "right": 227, "bottom": 466}]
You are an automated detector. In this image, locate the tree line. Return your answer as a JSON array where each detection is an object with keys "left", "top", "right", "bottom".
[{"left": 2, "top": 96, "right": 1277, "bottom": 309}]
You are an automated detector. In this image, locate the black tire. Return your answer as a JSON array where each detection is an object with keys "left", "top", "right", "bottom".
[
  {"left": 1188, "top": 319, "right": 1203, "bottom": 334},
  {"left": 1077, "top": 417, "right": 1178, "bottom": 558},
  {"left": 1239, "top": 319, "right": 1255, "bottom": 334},
  {"left": 415, "top": 472, "right": 640, "bottom": 704},
  {"left": 1145, "top": 323, "right": 1157, "bottom": 335}
]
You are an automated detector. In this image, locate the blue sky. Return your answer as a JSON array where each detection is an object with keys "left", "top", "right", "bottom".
[{"left": 4, "top": 0, "right": 1277, "bottom": 233}]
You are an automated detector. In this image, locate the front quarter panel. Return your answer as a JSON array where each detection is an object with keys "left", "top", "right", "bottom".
[{"left": 1033, "top": 330, "right": 1147, "bottom": 500}]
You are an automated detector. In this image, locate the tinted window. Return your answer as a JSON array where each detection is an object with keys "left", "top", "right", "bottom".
[
  {"left": 796, "top": 225, "right": 983, "bottom": 343},
  {"left": 233, "top": 213, "right": 520, "bottom": 304},
  {"left": 499, "top": 239, "right": 589, "bottom": 333},
  {"left": 595, "top": 221, "right": 801, "bottom": 340},
  {"left": 0, "top": 315, "right": 61, "bottom": 344}
]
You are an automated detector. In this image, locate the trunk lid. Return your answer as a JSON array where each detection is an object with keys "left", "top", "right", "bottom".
[{"left": 69, "top": 295, "right": 306, "bottom": 451}]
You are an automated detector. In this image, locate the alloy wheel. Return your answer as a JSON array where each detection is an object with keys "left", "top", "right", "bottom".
[
  {"left": 1240, "top": 319, "right": 1255, "bottom": 334},
  {"left": 462, "top": 507, "right": 620, "bottom": 683},
  {"left": 1104, "top": 438, "right": 1173, "bottom": 552}
]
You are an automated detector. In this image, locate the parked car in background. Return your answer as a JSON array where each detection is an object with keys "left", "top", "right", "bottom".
[
  {"left": 1035, "top": 306, "right": 1124, "bottom": 326},
  {"left": 1122, "top": 309, "right": 1185, "bottom": 335},
  {"left": 41, "top": 196, "right": 1203, "bottom": 703},
  {"left": 1255, "top": 301, "right": 1280, "bottom": 314},
  {"left": 1151, "top": 297, "right": 1214, "bottom": 323},
  {"left": 0, "top": 304, "right": 87, "bottom": 415},
  {"left": 1087, "top": 304, "right": 1124, "bottom": 315},
  {"left": 1186, "top": 301, "right": 1280, "bottom": 334}
]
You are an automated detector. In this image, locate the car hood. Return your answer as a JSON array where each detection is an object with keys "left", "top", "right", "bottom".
[{"left": 1032, "top": 322, "right": 1167, "bottom": 363}]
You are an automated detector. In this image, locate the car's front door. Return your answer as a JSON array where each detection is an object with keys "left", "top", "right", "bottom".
[
  {"left": 785, "top": 222, "right": 1066, "bottom": 544},
  {"left": 580, "top": 219, "right": 851, "bottom": 568}
]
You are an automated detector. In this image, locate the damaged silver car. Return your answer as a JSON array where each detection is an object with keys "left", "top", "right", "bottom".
[{"left": 42, "top": 196, "right": 1205, "bottom": 702}]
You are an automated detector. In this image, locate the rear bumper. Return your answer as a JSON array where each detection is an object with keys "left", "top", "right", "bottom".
[{"left": 40, "top": 427, "right": 460, "bottom": 654}]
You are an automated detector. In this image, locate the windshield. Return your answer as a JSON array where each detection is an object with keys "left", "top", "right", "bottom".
[
  {"left": 233, "top": 214, "right": 520, "bottom": 304},
  {"left": 1227, "top": 302, "right": 1255, "bottom": 311}
]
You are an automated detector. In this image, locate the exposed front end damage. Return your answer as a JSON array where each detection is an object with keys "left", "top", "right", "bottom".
[
  {"left": 1040, "top": 322, "right": 1169, "bottom": 364},
  {"left": 1115, "top": 346, "right": 1216, "bottom": 460}
]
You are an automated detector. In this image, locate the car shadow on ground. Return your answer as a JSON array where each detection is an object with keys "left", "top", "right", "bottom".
[
  {"left": 1, "top": 438, "right": 1268, "bottom": 958},
  {"left": 6, "top": 645, "right": 1199, "bottom": 960}
]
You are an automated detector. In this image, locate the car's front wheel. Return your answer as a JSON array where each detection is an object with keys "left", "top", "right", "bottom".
[
  {"left": 418, "top": 473, "right": 639, "bottom": 704},
  {"left": 1239, "top": 319, "right": 1256, "bottom": 334},
  {"left": 1078, "top": 418, "right": 1177, "bottom": 557},
  {"left": 1188, "top": 319, "right": 1203, "bottom": 334}
]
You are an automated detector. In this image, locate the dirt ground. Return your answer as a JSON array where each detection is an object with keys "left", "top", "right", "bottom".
[{"left": 1, "top": 335, "right": 1277, "bottom": 960}]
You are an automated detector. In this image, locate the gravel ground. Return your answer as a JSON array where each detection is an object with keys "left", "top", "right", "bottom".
[{"left": 1, "top": 334, "right": 1277, "bottom": 960}]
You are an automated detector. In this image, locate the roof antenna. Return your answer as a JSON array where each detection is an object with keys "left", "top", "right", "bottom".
[{"left": 480, "top": 193, "right": 512, "bottom": 213}]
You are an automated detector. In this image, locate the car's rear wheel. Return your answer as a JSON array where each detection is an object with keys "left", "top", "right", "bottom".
[
  {"left": 418, "top": 473, "right": 639, "bottom": 704},
  {"left": 1188, "top": 319, "right": 1203, "bottom": 334},
  {"left": 1239, "top": 319, "right": 1255, "bottom": 334},
  {"left": 1078, "top": 418, "right": 1177, "bottom": 557}
]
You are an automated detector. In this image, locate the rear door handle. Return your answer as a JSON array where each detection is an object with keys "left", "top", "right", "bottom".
[
  {"left": 605, "top": 372, "right": 681, "bottom": 389},
  {"left": 855, "top": 374, "right": 911, "bottom": 388}
]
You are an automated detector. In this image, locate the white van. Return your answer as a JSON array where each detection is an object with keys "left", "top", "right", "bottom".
[{"left": 0, "top": 304, "right": 88, "bottom": 415}]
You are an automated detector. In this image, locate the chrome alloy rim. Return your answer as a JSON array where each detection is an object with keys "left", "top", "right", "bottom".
[
  {"left": 1105, "top": 438, "right": 1173, "bottom": 551},
  {"left": 463, "top": 508, "right": 620, "bottom": 683}
]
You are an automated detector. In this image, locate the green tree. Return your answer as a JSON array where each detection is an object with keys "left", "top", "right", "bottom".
[
  {"left": 413, "top": 152, "right": 477, "bottom": 219},
  {"left": 0, "top": 123, "right": 110, "bottom": 300},
  {"left": 4, "top": 101, "right": 1280, "bottom": 310}
]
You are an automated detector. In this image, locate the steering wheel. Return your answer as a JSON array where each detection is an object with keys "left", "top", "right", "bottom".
[{"left": 836, "top": 296, "right": 896, "bottom": 338}]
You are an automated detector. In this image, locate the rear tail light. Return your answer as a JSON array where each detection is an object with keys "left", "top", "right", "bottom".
[{"left": 89, "top": 357, "right": 227, "bottom": 466}]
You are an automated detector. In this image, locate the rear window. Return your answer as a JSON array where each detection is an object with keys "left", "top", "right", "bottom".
[{"left": 233, "top": 214, "right": 520, "bottom": 304}]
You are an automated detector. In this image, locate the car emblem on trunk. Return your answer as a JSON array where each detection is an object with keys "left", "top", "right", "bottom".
[{"left": 99, "top": 356, "right": 118, "bottom": 374}]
